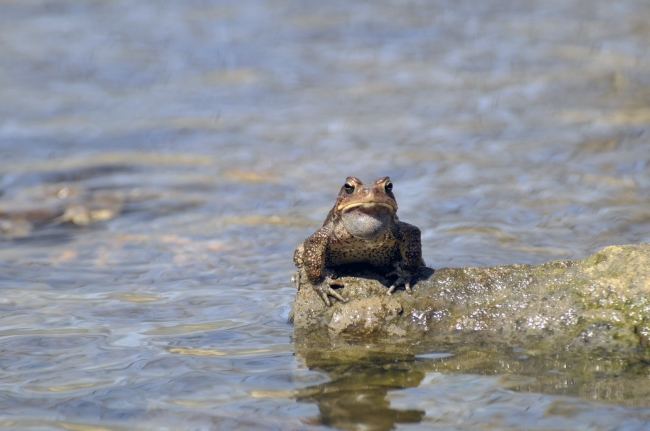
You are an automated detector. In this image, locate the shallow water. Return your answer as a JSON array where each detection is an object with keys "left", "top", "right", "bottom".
[{"left": 1, "top": 0, "right": 650, "bottom": 429}]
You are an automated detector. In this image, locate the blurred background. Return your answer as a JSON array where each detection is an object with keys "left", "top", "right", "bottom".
[
  {"left": 2, "top": 0, "right": 650, "bottom": 265},
  {"left": 0, "top": 0, "right": 650, "bottom": 430}
]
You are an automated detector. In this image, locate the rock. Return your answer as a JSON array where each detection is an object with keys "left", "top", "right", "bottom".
[
  {"left": 328, "top": 296, "right": 403, "bottom": 335},
  {"left": 291, "top": 243, "right": 650, "bottom": 349}
]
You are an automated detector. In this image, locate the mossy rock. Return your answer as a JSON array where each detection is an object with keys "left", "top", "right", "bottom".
[{"left": 292, "top": 243, "right": 650, "bottom": 350}]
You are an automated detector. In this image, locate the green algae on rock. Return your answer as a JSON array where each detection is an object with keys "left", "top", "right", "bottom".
[{"left": 292, "top": 243, "right": 650, "bottom": 349}]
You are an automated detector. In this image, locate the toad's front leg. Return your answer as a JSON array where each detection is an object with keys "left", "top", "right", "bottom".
[
  {"left": 301, "top": 227, "right": 348, "bottom": 306},
  {"left": 312, "top": 268, "right": 347, "bottom": 307},
  {"left": 292, "top": 267, "right": 347, "bottom": 306},
  {"left": 386, "top": 222, "right": 423, "bottom": 295},
  {"left": 386, "top": 262, "right": 416, "bottom": 294}
]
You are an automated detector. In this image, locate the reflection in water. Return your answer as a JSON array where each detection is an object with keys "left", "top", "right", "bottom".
[
  {"left": 294, "top": 331, "right": 650, "bottom": 429},
  {"left": 387, "top": 372, "right": 650, "bottom": 431},
  {"left": 297, "top": 367, "right": 425, "bottom": 431},
  {"left": 296, "top": 345, "right": 426, "bottom": 430}
]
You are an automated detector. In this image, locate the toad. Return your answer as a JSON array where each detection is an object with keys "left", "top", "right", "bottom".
[{"left": 293, "top": 176, "right": 424, "bottom": 306}]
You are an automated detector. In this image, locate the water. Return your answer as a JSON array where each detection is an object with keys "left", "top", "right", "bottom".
[{"left": 1, "top": 0, "right": 650, "bottom": 429}]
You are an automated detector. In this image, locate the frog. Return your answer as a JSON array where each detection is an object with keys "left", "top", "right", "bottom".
[{"left": 292, "top": 176, "right": 424, "bottom": 306}]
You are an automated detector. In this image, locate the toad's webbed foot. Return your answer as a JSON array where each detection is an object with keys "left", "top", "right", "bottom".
[
  {"left": 386, "top": 262, "right": 416, "bottom": 295},
  {"left": 313, "top": 269, "right": 348, "bottom": 306}
]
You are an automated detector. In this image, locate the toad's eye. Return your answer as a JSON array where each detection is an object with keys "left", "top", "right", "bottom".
[
  {"left": 344, "top": 183, "right": 354, "bottom": 194},
  {"left": 385, "top": 182, "right": 393, "bottom": 192}
]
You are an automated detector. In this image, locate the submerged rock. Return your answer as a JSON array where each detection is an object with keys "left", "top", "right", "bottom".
[{"left": 292, "top": 243, "right": 650, "bottom": 349}]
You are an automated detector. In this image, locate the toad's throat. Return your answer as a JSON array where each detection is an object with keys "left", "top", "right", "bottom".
[{"left": 339, "top": 203, "right": 395, "bottom": 239}]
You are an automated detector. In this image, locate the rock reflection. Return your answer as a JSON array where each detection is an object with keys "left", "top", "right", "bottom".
[{"left": 294, "top": 329, "right": 650, "bottom": 429}]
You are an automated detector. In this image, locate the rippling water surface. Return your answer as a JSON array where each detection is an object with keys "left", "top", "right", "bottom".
[{"left": 1, "top": 0, "right": 650, "bottom": 429}]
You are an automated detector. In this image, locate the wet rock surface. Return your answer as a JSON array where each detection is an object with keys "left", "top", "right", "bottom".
[{"left": 292, "top": 243, "right": 650, "bottom": 350}]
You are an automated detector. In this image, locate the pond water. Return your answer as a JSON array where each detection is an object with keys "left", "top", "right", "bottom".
[{"left": 1, "top": 0, "right": 650, "bottom": 429}]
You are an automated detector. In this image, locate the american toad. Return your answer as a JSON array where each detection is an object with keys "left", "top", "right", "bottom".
[{"left": 293, "top": 176, "right": 424, "bottom": 306}]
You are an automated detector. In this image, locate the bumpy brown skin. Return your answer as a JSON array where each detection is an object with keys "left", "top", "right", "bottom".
[{"left": 293, "top": 176, "right": 424, "bottom": 306}]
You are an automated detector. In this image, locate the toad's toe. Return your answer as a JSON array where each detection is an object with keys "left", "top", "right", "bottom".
[
  {"left": 386, "top": 263, "right": 415, "bottom": 295},
  {"left": 312, "top": 272, "right": 347, "bottom": 306}
]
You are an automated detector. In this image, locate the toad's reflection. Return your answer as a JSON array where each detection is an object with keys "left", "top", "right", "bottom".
[{"left": 293, "top": 332, "right": 426, "bottom": 431}]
